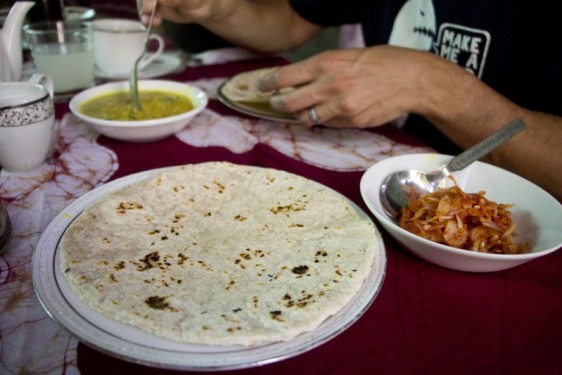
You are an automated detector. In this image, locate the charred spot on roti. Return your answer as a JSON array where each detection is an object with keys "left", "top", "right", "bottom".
[
  {"left": 137, "top": 251, "right": 161, "bottom": 271},
  {"left": 269, "top": 202, "right": 306, "bottom": 215},
  {"left": 282, "top": 291, "right": 316, "bottom": 308},
  {"left": 270, "top": 310, "right": 284, "bottom": 321},
  {"left": 213, "top": 180, "right": 226, "bottom": 193},
  {"left": 197, "top": 260, "right": 213, "bottom": 271},
  {"left": 226, "top": 326, "right": 243, "bottom": 333},
  {"left": 296, "top": 293, "right": 314, "bottom": 308},
  {"left": 172, "top": 213, "right": 186, "bottom": 223},
  {"left": 116, "top": 201, "right": 144, "bottom": 214},
  {"left": 145, "top": 295, "right": 178, "bottom": 312},
  {"left": 177, "top": 253, "right": 188, "bottom": 265},
  {"left": 314, "top": 250, "right": 328, "bottom": 263},
  {"left": 172, "top": 184, "right": 185, "bottom": 193},
  {"left": 225, "top": 279, "right": 236, "bottom": 290},
  {"left": 291, "top": 265, "right": 309, "bottom": 275},
  {"left": 334, "top": 267, "right": 344, "bottom": 278}
]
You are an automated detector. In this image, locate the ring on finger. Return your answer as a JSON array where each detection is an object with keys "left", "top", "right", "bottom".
[{"left": 307, "top": 107, "right": 320, "bottom": 124}]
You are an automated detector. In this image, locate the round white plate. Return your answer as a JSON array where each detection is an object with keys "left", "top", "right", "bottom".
[
  {"left": 217, "top": 81, "right": 300, "bottom": 123},
  {"left": 95, "top": 52, "right": 185, "bottom": 80},
  {"left": 32, "top": 167, "right": 386, "bottom": 371}
]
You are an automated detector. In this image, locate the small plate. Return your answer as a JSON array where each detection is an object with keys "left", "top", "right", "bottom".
[
  {"left": 217, "top": 81, "right": 299, "bottom": 123},
  {"left": 33, "top": 167, "right": 386, "bottom": 371},
  {"left": 96, "top": 52, "right": 185, "bottom": 80}
]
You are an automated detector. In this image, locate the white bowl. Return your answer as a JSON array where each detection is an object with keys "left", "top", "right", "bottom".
[
  {"left": 360, "top": 153, "right": 562, "bottom": 272},
  {"left": 69, "top": 80, "right": 208, "bottom": 142}
]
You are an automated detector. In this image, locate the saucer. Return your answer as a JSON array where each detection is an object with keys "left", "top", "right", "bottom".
[{"left": 95, "top": 52, "right": 185, "bottom": 80}]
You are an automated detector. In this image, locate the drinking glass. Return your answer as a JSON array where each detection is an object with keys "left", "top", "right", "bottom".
[{"left": 23, "top": 21, "right": 95, "bottom": 94}]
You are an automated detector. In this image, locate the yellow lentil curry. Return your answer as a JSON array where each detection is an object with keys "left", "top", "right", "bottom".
[{"left": 79, "top": 90, "right": 194, "bottom": 121}]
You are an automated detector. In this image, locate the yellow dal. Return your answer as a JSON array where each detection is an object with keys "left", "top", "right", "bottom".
[{"left": 79, "top": 90, "right": 194, "bottom": 121}]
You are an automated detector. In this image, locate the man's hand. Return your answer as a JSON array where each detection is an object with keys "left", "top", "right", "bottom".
[{"left": 259, "top": 46, "right": 430, "bottom": 128}]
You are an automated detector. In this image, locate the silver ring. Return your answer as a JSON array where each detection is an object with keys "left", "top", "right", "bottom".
[{"left": 307, "top": 107, "right": 319, "bottom": 124}]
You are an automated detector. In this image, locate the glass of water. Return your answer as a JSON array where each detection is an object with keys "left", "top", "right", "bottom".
[{"left": 23, "top": 21, "right": 95, "bottom": 94}]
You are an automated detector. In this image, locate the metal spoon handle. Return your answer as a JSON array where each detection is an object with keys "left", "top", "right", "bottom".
[
  {"left": 446, "top": 118, "right": 526, "bottom": 172},
  {"left": 129, "top": 0, "right": 158, "bottom": 111}
]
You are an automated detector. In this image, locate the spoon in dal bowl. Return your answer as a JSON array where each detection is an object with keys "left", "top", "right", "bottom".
[
  {"left": 379, "top": 118, "right": 527, "bottom": 220},
  {"left": 129, "top": 0, "right": 158, "bottom": 111}
]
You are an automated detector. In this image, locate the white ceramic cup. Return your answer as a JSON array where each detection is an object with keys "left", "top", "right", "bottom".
[
  {"left": 0, "top": 73, "right": 55, "bottom": 172},
  {"left": 93, "top": 18, "right": 165, "bottom": 76}
]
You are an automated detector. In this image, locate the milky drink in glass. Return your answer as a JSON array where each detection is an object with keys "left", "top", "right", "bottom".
[{"left": 24, "top": 21, "right": 95, "bottom": 93}]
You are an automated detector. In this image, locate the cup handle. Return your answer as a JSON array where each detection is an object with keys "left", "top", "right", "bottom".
[
  {"left": 28, "top": 73, "right": 54, "bottom": 98},
  {"left": 138, "top": 34, "right": 165, "bottom": 70}
]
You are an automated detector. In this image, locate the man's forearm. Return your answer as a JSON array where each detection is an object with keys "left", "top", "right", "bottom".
[{"left": 416, "top": 54, "right": 562, "bottom": 201}]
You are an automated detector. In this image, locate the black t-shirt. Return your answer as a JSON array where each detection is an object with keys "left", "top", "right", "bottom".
[{"left": 289, "top": 0, "right": 561, "bottom": 152}]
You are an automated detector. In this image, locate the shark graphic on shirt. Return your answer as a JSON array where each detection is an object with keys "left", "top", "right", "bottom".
[{"left": 388, "top": 0, "right": 490, "bottom": 78}]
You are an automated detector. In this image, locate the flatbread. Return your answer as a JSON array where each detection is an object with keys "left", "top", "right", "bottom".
[
  {"left": 59, "top": 162, "right": 379, "bottom": 346},
  {"left": 221, "top": 68, "right": 292, "bottom": 103}
]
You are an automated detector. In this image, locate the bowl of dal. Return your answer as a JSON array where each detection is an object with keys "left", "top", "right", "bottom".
[{"left": 69, "top": 80, "right": 208, "bottom": 142}]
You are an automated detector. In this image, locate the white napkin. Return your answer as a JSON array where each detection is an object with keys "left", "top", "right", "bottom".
[{"left": 187, "top": 47, "right": 276, "bottom": 66}]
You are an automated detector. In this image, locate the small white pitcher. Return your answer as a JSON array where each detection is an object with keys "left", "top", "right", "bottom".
[{"left": 0, "top": 73, "right": 55, "bottom": 172}]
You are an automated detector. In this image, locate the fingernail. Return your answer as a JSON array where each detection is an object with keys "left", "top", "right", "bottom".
[
  {"left": 270, "top": 95, "right": 285, "bottom": 112},
  {"left": 257, "top": 71, "right": 277, "bottom": 92}
]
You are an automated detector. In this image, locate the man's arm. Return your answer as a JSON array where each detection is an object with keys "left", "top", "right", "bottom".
[
  {"left": 418, "top": 53, "right": 562, "bottom": 202},
  {"left": 147, "top": 0, "right": 323, "bottom": 52},
  {"left": 259, "top": 46, "right": 562, "bottom": 200}
]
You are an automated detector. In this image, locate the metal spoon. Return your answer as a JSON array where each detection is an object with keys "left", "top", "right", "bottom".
[
  {"left": 129, "top": 0, "right": 158, "bottom": 111},
  {"left": 0, "top": 205, "right": 11, "bottom": 255},
  {"left": 379, "top": 118, "right": 527, "bottom": 220}
]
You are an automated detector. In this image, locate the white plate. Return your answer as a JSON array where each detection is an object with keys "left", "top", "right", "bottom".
[
  {"left": 95, "top": 52, "right": 185, "bottom": 80},
  {"left": 32, "top": 167, "right": 386, "bottom": 371},
  {"left": 217, "top": 81, "right": 300, "bottom": 123}
]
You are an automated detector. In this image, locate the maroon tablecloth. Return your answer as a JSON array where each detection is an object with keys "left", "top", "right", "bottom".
[{"left": 2, "top": 53, "right": 561, "bottom": 375}]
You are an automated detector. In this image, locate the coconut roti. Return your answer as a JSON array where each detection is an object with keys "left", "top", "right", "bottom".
[
  {"left": 221, "top": 67, "right": 293, "bottom": 103},
  {"left": 59, "top": 162, "right": 379, "bottom": 346}
]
